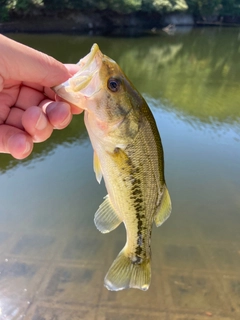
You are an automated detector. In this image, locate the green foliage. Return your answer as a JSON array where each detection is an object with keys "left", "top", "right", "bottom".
[
  {"left": 15, "top": 0, "right": 34, "bottom": 12},
  {"left": 43, "top": 0, "right": 66, "bottom": 11},
  {"left": 220, "top": 0, "right": 240, "bottom": 15},
  {"left": 141, "top": 0, "right": 188, "bottom": 12},
  {"left": 24, "top": 0, "right": 189, "bottom": 14},
  {"left": 42, "top": 0, "right": 142, "bottom": 13},
  {"left": 152, "top": 0, "right": 188, "bottom": 12},
  {"left": 0, "top": 7, "right": 9, "bottom": 21},
  {"left": 98, "top": 0, "right": 141, "bottom": 12},
  {"left": 186, "top": 0, "right": 240, "bottom": 17},
  {"left": 5, "top": 0, "right": 43, "bottom": 15},
  {"left": 1, "top": 0, "right": 240, "bottom": 19},
  {"left": 115, "top": 0, "right": 142, "bottom": 13},
  {"left": 0, "top": 0, "right": 8, "bottom": 7},
  {"left": 186, "top": 0, "right": 221, "bottom": 16},
  {"left": 0, "top": 0, "right": 9, "bottom": 21}
]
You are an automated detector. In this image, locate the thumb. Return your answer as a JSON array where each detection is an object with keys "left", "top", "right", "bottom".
[
  {"left": 0, "top": 35, "right": 70, "bottom": 88},
  {"left": 0, "top": 125, "right": 33, "bottom": 159}
]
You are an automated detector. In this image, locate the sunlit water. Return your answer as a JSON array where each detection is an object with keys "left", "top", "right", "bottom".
[{"left": 0, "top": 28, "right": 240, "bottom": 319}]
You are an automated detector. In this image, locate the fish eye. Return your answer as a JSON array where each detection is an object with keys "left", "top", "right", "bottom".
[{"left": 107, "top": 78, "right": 121, "bottom": 92}]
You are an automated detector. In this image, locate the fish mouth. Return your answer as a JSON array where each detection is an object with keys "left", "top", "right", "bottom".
[{"left": 52, "top": 43, "right": 103, "bottom": 108}]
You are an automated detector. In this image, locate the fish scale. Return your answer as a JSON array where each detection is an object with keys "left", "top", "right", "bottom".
[{"left": 53, "top": 43, "right": 172, "bottom": 291}]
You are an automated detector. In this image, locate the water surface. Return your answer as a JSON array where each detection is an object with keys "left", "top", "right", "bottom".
[{"left": 0, "top": 28, "right": 240, "bottom": 319}]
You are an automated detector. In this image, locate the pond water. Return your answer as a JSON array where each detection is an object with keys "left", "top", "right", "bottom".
[{"left": 0, "top": 27, "right": 240, "bottom": 319}]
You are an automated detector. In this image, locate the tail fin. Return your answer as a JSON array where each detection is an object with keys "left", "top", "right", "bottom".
[{"left": 104, "top": 247, "right": 151, "bottom": 291}]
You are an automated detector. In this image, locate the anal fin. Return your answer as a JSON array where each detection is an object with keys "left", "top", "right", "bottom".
[
  {"left": 94, "top": 195, "right": 122, "bottom": 233},
  {"left": 154, "top": 184, "right": 172, "bottom": 227}
]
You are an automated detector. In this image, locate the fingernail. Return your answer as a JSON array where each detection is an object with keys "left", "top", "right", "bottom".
[
  {"left": 35, "top": 112, "right": 48, "bottom": 131},
  {"left": 48, "top": 102, "right": 72, "bottom": 128},
  {"left": 58, "top": 110, "right": 72, "bottom": 128},
  {"left": 23, "top": 140, "right": 32, "bottom": 155},
  {"left": 7, "top": 134, "right": 32, "bottom": 159}
]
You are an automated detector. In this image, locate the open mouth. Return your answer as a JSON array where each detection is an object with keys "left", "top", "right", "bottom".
[{"left": 52, "top": 43, "right": 102, "bottom": 107}]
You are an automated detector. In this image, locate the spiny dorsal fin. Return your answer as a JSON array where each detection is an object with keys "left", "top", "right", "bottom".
[
  {"left": 94, "top": 195, "right": 122, "bottom": 233},
  {"left": 104, "top": 247, "right": 151, "bottom": 291},
  {"left": 93, "top": 151, "right": 102, "bottom": 184},
  {"left": 154, "top": 185, "right": 172, "bottom": 227}
]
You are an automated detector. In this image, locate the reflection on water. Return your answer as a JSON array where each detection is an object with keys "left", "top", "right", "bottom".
[{"left": 0, "top": 29, "right": 240, "bottom": 319}]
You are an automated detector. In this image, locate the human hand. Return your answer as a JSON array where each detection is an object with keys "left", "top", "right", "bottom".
[{"left": 0, "top": 34, "right": 82, "bottom": 159}]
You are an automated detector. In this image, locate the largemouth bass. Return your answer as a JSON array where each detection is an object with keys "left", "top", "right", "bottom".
[{"left": 53, "top": 44, "right": 172, "bottom": 291}]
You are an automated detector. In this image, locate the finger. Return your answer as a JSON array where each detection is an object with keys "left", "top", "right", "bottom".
[
  {"left": 22, "top": 106, "right": 53, "bottom": 142},
  {"left": 70, "top": 105, "right": 84, "bottom": 115},
  {"left": 45, "top": 101, "right": 72, "bottom": 129},
  {"left": 55, "top": 95, "right": 83, "bottom": 115},
  {"left": 0, "top": 35, "right": 70, "bottom": 87},
  {"left": 44, "top": 87, "right": 56, "bottom": 100},
  {"left": 22, "top": 65, "right": 82, "bottom": 100},
  {"left": 4, "top": 107, "right": 24, "bottom": 129},
  {"left": 22, "top": 82, "right": 43, "bottom": 91},
  {"left": 0, "top": 125, "right": 33, "bottom": 159},
  {"left": 64, "top": 64, "right": 81, "bottom": 76},
  {"left": 15, "top": 85, "right": 45, "bottom": 110}
]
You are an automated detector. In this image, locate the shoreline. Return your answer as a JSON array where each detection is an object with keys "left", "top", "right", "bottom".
[{"left": 1, "top": 12, "right": 239, "bottom": 34}]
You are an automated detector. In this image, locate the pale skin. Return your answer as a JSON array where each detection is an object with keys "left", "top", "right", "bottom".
[{"left": 0, "top": 34, "right": 83, "bottom": 159}]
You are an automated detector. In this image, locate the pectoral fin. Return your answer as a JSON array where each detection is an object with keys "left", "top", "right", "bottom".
[
  {"left": 154, "top": 185, "right": 172, "bottom": 227},
  {"left": 94, "top": 195, "right": 122, "bottom": 233},
  {"left": 93, "top": 151, "right": 102, "bottom": 184}
]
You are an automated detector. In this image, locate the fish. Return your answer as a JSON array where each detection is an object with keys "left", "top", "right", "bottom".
[{"left": 53, "top": 44, "right": 172, "bottom": 291}]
